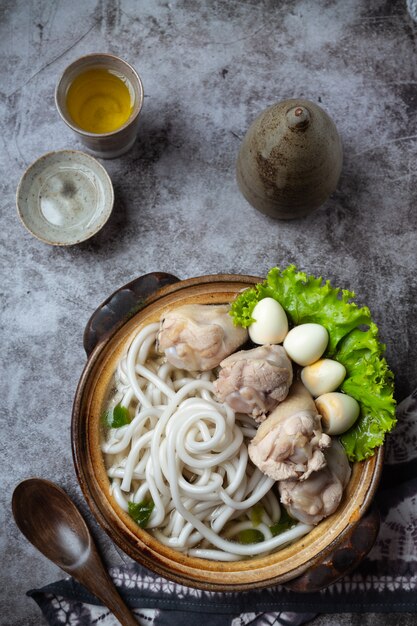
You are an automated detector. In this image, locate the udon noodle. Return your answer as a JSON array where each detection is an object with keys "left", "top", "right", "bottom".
[{"left": 102, "top": 322, "right": 312, "bottom": 561}]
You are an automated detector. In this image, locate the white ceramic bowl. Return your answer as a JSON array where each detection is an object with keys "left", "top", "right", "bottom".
[{"left": 16, "top": 150, "right": 114, "bottom": 245}]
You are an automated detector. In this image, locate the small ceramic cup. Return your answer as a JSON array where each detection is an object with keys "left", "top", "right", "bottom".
[{"left": 55, "top": 53, "right": 144, "bottom": 159}]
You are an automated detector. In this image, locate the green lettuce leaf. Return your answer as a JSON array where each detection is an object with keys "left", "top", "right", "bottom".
[
  {"left": 230, "top": 265, "right": 372, "bottom": 354},
  {"left": 337, "top": 323, "right": 396, "bottom": 460},
  {"left": 230, "top": 265, "right": 396, "bottom": 462}
]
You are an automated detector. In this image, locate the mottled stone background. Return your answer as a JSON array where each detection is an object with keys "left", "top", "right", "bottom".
[{"left": 1, "top": 0, "right": 417, "bottom": 624}]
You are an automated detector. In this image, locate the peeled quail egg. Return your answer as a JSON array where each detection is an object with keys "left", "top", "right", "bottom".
[
  {"left": 283, "top": 323, "right": 328, "bottom": 366},
  {"left": 249, "top": 297, "right": 288, "bottom": 344},
  {"left": 315, "top": 392, "right": 360, "bottom": 435},
  {"left": 301, "top": 358, "right": 346, "bottom": 397}
]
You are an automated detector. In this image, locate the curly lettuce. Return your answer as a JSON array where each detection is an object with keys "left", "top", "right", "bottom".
[{"left": 230, "top": 265, "right": 396, "bottom": 462}]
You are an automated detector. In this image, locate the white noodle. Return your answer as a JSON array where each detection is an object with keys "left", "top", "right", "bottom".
[{"left": 102, "top": 323, "right": 312, "bottom": 560}]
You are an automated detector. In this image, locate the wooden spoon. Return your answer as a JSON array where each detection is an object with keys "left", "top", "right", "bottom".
[{"left": 12, "top": 478, "right": 139, "bottom": 626}]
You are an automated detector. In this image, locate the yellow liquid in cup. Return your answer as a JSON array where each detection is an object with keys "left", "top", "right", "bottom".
[{"left": 66, "top": 68, "right": 134, "bottom": 134}]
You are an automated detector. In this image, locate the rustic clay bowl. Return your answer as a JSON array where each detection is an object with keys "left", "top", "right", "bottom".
[{"left": 72, "top": 273, "right": 383, "bottom": 592}]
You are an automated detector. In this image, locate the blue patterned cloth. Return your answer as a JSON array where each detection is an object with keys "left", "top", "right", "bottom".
[{"left": 28, "top": 391, "right": 417, "bottom": 625}]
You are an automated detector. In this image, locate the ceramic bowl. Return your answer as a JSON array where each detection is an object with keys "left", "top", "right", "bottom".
[
  {"left": 55, "top": 53, "right": 144, "bottom": 159},
  {"left": 72, "top": 273, "right": 383, "bottom": 591},
  {"left": 16, "top": 150, "right": 114, "bottom": 245}
]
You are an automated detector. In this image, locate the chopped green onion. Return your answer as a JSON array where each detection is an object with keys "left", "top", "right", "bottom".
[
  {"left": 128, "top": 499, "right": 154, "bottom": 528},
  {"left": 250, "top": 504, "right": 264, "bottom": 527},
  {"left": 102, "top": 403, "right": 131, "bottom": 428},
  {"left": 238, "top": 528, "right": 264, "bottom": 544},
  {"left": 270, "top": 508, "right": 296, "bottom": 536}
]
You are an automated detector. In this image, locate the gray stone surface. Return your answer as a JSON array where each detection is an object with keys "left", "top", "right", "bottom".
[{"left": 1, "top": 0, "right": 417, "bottom": 624}]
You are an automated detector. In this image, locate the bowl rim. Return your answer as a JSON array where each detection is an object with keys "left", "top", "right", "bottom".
[{"left": 72, "top": 273, "right": 384, "bottom": 591}]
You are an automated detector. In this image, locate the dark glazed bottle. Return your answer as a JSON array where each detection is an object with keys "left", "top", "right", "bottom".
[{"left": 236, "top": 99, "right": 343, "bottom": 219}]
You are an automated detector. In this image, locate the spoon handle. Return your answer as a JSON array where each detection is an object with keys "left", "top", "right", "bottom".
[
  {"left": 73, "top": 543, "right": 139, "bottom": 626},
  {"left": 92, "top": 581, "right": 139, "bottom": 626}
]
